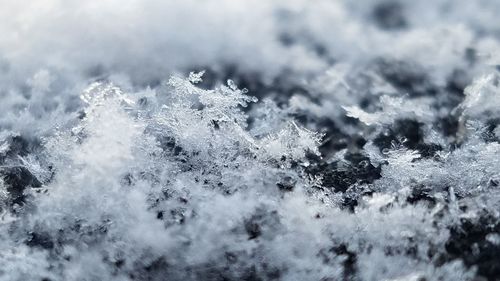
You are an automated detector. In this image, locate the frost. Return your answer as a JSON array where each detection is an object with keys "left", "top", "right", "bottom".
[
  {"left": 27, "top": 70, "right": 54, "bottom": 93},
  {"left": 260, "top": 121, "right": 323, "bottom": 162},
  {"left": 461, "top": 73, "right": 500, "bottom": 120},
  {"left": 343, "top": 96, "right": 433, "bottom": 126},
  {"left": 0, "top": 1, "right": 500, "bottom": 280},
  {"left": 188, "top": 70, "right": 205, "bottom": 84},
  {"left": 0, "top": 142, "right": 9, "bottom": 157}
]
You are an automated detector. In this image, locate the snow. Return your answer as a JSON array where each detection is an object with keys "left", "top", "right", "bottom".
[{"left": 0, "top": 1, "right": 499, "bottom": 280}]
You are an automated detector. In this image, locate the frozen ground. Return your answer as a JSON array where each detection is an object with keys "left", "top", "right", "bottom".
[{"left": 0, "top": 0, "right": 500, "bottom": 280}]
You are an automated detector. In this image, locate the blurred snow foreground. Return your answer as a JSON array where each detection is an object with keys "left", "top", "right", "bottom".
[{"left": 1, "top": 1, "right": 500, "bottom": 281}]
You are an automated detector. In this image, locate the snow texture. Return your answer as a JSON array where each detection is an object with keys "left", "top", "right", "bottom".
[{"left": 0, "top": 0, "right": 500, "bottom": 280}]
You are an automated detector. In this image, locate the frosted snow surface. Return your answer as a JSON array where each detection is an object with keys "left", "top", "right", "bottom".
[{"left": 0, "top": 1, "right": 500, "bottom": 280}]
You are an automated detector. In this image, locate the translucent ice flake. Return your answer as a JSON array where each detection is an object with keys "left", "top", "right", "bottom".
[{"left": 188, "top": 70, "right": 205, "bottom": 84}]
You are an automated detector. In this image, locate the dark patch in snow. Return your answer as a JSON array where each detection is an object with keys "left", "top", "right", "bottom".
[
  {"left": 374, "top": 59, "right": 438, "bottom": 97},
  {"left": 444, "top": 213, "right": 500, "bottom": 280},
  {"left": 2, "top": 166, "right": 42, "bottom": 205},
  {"left": 372, "top": 1, "right": 408, "bottom": 30}
]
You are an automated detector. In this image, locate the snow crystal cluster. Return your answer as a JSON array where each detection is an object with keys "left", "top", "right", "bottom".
[{"left": 0, "top": 0, "right": 500, "bottom": 280}]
